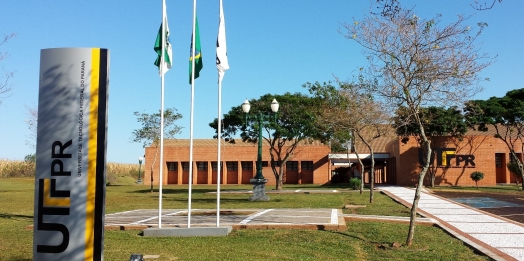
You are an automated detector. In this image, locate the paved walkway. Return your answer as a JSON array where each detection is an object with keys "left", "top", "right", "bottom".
[
  {"left": 380, "top": 186, "right": 524, "bottom": 261},
  {"left": 105, "top": 208, "right": 346, "bottom": 231}
]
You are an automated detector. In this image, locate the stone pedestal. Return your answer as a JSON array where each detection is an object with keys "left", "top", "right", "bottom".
[
  {"left": 249, "top": 178, "right": 270, "bottom": 201},
  {"left": 136, "top": 179, "right": 143, "bottom": 184}
]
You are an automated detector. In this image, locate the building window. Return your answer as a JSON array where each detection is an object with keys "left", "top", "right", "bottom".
[
  {"left": 226, "top": 162, "right": 238, "bottom": 170},
  {"left": 302, "top": 161, "right": 313, "bottom": 170},
  {"left": 286, "top": 161, "right": 298, "bottom": 171},
  {"left": 197, "top": 162, "right": 208, "bottom": 171},
  {"left": 261, "top": 161, "right": 269, "bottom": 167},
  {"left": 211, "top": 162, "right": 222, "bottom": 171},
  {"left": 182, "top": 162, "right": 190, "bottom": 171},
  {"left": 241, "top": 161, "right": 253, "bottom": 170},
  {"left": 495, "top": 154, "right": 502, "bottom": 168},
  {"left": 167, "top": 162, "right": 178, "bottom": 171},
  {"left": 271, "top": 161, "right": 281, "bottom": 167}
]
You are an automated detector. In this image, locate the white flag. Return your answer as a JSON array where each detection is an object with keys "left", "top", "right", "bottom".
[{"left": 216, "top": 0, "right": 229, "bottom": 78}]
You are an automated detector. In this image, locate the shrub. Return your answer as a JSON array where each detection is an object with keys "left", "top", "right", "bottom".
[
  {"left": 349, "top": 177, "right": 361, "bottom": 190},
  {"left": 507, "top": 162, "right": 523, "bottom": 185},
  {"left": 0, "top": 160, "right": 138, "bottom": 181},
  {"left": 470, "top": 171, "right": 484, "bottom": 189},
  {"left": 0, "top": 159, "right": 36, "bottom": 178}
]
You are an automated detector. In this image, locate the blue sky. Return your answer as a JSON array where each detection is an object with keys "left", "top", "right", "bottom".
[{"left": 1, "top": 0, "right": 523, "bottom": 163}]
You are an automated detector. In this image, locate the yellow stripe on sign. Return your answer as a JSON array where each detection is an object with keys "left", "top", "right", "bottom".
[
  {"left": 43, "top": 179, "right": 70, "bottom": 207},
  {"left": 85, "top": 48, "right": 100, "bottom": 261}
]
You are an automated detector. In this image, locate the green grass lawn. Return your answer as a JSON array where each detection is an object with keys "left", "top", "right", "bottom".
[{"left": 0, "top": 178, "right": 491, "bottom": 261}]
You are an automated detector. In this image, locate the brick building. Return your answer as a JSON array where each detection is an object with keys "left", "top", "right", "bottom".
[
  {"left": 143, "top": 126, "right": 522, "bottom": 187},
  {"left": 388, "top": 127, "right": 523, "bottom": 187},
  {"left": 144, "top": 139, "right": 331, "bottom": 186}
]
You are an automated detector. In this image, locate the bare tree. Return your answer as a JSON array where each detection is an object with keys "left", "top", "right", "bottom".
[
  {"left": 308, "top": 81, "right": 393, "bottom": 202},
  {"left": 341, "top": 6, "right": 493, "bottom": 246},
  {"left": 471, "top": 0, "right": 502, "bottom": 10},
  {"left": 25, "top": 104, "right": 38, "bottom": 150},
  {"left": 373, "top": 0, "right": 502, "bottom": 15},
  {"left": 0, "top": 33, "right": 16, "bottom": 105}
]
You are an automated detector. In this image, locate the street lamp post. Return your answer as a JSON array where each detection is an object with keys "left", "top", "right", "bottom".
[
  {"left": 242, "top": 98, "right": 279, "bottom": 201},
  {"left": 137, "top": 156, "right": 144, "bottom": 184}
]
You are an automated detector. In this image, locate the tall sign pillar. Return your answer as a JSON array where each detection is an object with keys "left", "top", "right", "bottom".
[{"left": 33, "top": 48, "right": 109, "bottom": 261}]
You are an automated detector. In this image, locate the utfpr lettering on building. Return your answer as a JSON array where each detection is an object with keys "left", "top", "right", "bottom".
[{"left": 419, "top": 148, "right": 475, "bottom": 168}]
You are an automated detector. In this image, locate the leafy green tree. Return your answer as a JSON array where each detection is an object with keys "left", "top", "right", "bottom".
[
  {"left": 341, "top": 4, "right": 493, "bottom": 246},
  {"left": 464, "top": 88, "right": 524, "bottom": 190},
  {"left": 395, "top": 106, "right": 468, "bottom": 187},
  {"left": 470, "top": 171, "right": 484, "bottom": 189},
  {"left": 507, "top": 162, "right": 523, "bottom": 186},
  {"left": 209, "top": 92, "right": 327, "bottom": 190},
  {"left": 131, "top": 108, "right": 183, "bottom": 191},
  {"left": 24, "top": 153, "right": 36, "bottom": 163}
]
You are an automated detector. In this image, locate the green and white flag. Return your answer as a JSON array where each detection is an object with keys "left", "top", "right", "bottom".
[
  {"left": 216, "top": 0, "right": 229, "bottom": 81},
  {"left": 154, "top": 10, "right": 172, "bottom": 75},
  {"left": 189, "top": 16, "right": 203, "bottom": 84}
]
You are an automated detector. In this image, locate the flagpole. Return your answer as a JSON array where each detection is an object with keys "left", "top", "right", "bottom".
[
  {"left": 216, "top": 0, "right": 229, "bottom": 227},
  {"left": 216, "top": 0, "right": 223, "bottom": 228},
  {"left": 187, "top": 0, "right": 198, "bottom": 228},
  {"left": 158, "top": 0, "right": 166, "bottom": 229},
  {"left": 217, "top": 76, "right": 222, "bottom": 227}
]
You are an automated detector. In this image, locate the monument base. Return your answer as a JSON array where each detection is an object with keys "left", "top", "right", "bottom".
[{"left": 249, "top": 178, "right": 269, "bottom": 201}]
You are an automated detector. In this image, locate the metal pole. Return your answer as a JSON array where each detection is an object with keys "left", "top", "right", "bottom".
[
  {"left": 255, "top": 113, "right": 264, "bottom": 179},
  {"left": 138, "top": 159, "right": 142, "bottom": 182}
]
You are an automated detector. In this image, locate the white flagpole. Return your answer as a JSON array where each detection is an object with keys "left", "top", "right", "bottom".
[
  {"left": 217, "top": 79, "right": 222, "bottom": 227},
  {"left": 216, "top": 0, "right": 230, "bottom": 227},
  {"left": 158, "top": 0, "right": 166, "bottom": 228},
  {"left": 215, "top": 0, "right": 228, "bottom": 227},
  {"left": 188, "top": 0, "right": 197, "bottom": 228}
]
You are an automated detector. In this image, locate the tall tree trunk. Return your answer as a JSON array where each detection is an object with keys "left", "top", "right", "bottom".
[
  {"left": 357, "top": 132, "right": 375, "bottom": 203},
  {"left": 406, "top": 138, "right": 431, "bottom": 246},
  {"left": 275, "top": 167, "right": 284, "bottom": 190},
  {"left": 370, "top": 153, "right": 375, "bottom": 204},
  {"left": 352, "top": 134, "right": 365, "bottom": 194},
  {"left": 510, "top": 151, "right": 524, "bottom": 191},
  {"left": 515, "top": 156, "right": 524, "bottom": 191},
  {"left": 354, "top": 149, "right": 364, "bottom": 194}
]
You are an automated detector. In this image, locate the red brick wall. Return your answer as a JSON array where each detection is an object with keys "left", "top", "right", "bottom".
[
  {"left": 392, "top": 135, "right": 523, "bottom": 186},
  {"left": 143, "top": 140, "right": 331, "bottom": 186}
]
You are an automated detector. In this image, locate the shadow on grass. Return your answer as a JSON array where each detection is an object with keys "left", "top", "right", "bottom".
[
  {"left": 0, "top": 212, "right": 33, "bottom": 220},
  {"left": 169, "top": 197, "right": 260, "bottom": 204},
  {"left": 128, "top": 188, "right": 220, "bottom": 194},
  {"left": 326, "top": 229, "right": 394, "bottom": 247}
]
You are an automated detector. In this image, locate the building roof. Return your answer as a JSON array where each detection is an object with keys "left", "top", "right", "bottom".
[
  {"left": 352, "top": 136, "right": 396, "bottom": 154},
  {"left": 464, "top": 124, "right": 521, "bottom": 138},
  {"left": 154, "top": 139, "right": 328, "bottom": 148}
]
